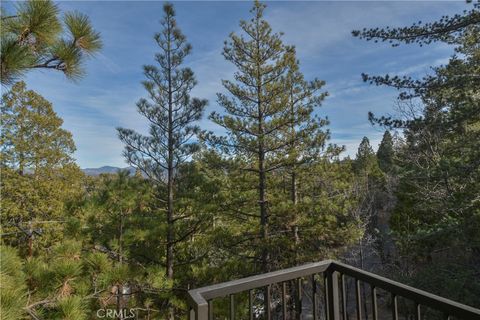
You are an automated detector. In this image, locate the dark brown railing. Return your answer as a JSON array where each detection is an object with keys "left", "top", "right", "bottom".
[{"left": 187, "top": 260, "right": 480, "bottom": 320}]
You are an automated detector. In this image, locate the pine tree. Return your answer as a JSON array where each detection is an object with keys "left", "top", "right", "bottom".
[
  {"left": 1, "top": 82, "right": 76, "bottom": 172},
  {"left": 376, "top": 130, "right": 394, "bottom": 173},
  {"left": 117, "top": 3, "right": 206, "bottom": 318},
  {"left": 354, "top": 2, "right": 480, "bottom": 305},
  {"left": 90, "top": 170, "right": 153, "bottom": 265},
  {"left": 0, "top": 81, "right": 83, "bottom": 256},
  {"left": 353, "top": 2, "right": 479, "bottom": 101},
  {"left": 280, "top": 55, "right": 346, "bottom": 266},
  {"left": 354, "top": 137, "right": 380, "bottom": 175},
  {"left": 203, "top": 1, "right": 300, "bottom": 272},
  {"left": 0, "top": 0, "right": 102, "bottom": 85}
]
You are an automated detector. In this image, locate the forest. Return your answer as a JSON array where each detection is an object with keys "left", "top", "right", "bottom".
[{"left": 0, "top": 1, "right": 479, "bottom": 319}]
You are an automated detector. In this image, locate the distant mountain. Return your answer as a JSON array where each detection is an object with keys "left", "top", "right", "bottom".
[{"left": 82, "top": 166, "right": 136, "bottom": 176}]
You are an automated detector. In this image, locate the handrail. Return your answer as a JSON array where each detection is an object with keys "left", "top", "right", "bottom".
[
  {"left": 187, "top": 260, "right": 480, "bottom": 320},
  {"left": 187, "top": 260, "right": 331, "bottom": 320},
  {"left": 329, "top": 261, "right": 480, "bottom": 320}
]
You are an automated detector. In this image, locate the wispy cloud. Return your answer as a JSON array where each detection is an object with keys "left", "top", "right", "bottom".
[{"left": 19, "top": 1, "right": 465, "bottom": 168}]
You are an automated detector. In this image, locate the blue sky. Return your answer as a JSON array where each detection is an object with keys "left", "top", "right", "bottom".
[{"left": 7, "top": 1, "right": 467, "bottom": 168}]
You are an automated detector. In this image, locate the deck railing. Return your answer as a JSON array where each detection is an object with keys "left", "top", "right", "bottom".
[{"left": 187, "top": 260, "right": 480, "bottom": 320}]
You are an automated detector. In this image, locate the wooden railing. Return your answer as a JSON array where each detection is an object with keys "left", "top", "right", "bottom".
[{"left": 187, "top": 260, "right": 480, "bottom": 320}]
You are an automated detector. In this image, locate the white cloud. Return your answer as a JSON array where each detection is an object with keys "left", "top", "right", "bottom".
[{"left": 20, "top": 1, "right": 464, "bottom": 167}]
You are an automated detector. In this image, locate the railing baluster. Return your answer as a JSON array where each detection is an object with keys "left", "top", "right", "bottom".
[
  {"left": 282, "top": 282, "right": 287, "bottom": 320},
  {"left": 355, "top": 279, "right": 362, "bottom": 320},
  {"left": 266, "top": 284, "right": 271, "bottom": 320},
  {"left": 341, "top": 274, "right": 347, "bottom": 320},
  {"left": 371, "top": 286, "right": 378, "bottom": 320},
  {"left": 230, "top": 294, "right": 235, "bottom": 320},
  {"left": 324, "top": 273, "right": 329, "bottom": 320},
  {"left": 326, "top": 269, "right": 340, "bottom": 320},
  {"left": 249, "top": 289, "right": 254, "bottom": 320},
  {"left": 415, "top": 302, "right": 421, "bottom": 320},
  {"left": 443, "top": 314, "right": 451, "bottom": 320},
  {"left": 208, "top": 300, "right": 213, "bottom": 320},
  {"left": 297, "top": 278, "right": 303, "bottom": 319},
  {"left": 312, "top": 275, "right": 318, "bottom": 320},
  {"left": 391, "top": 293, "right": 398, "bottom": 320}
]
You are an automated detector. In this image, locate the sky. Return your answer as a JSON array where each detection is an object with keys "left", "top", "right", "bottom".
[{"left": 5, "top": 1, "right": 468, "bottom": 168}]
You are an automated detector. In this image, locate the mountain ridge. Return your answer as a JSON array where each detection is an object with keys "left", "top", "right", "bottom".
[{"left": 81, "top": 166, "right": 136, "bottom": 176}]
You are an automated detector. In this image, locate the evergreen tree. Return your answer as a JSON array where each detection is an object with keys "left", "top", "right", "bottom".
[
  {"left": 354, "top": 2, "right": 480, "bottom": 306},
  {"left": 89, "top": 170, "right": 153, "bottom": 265},
  {"left": 203, "top": 1, "right": 298, "bottom": 272},
  {"left": 352, "top": 137, "right": 384, "bottom": 219},
  {"left": 376, "top": 130, "right": 395, "bottom": 173},
  {"left": 0, "top": 81, "right": 83, "bottom": 256},
  {"left": 353, "top": 137, "right": 380, "bottom": 175},
  {"left": 0, "top": 0, "right": 102, "bottom": 85},
  {"left": 82, "top": 171, "right": 171, "bottom": 319},
  {"left": 117, "top": 3, "right": 207, "bottom": 318},
  {"left": 1, "top": 82, "right": 76, "bottom": 172},
  {"left": 282, "top": 58, "right": 335, "bottom": 263}
]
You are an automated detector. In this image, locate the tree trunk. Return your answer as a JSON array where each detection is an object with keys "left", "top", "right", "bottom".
[
  {"left": 119, "top": 212, "right": 124, "bottom": 264},
  {"left": 256, "top": 30, "right": 269, "bottom": 273},
  {"left": 166, "top": 13, "right": 175, "bottom": 320},
  {"left": 291, "top": 170, "right": 300, "bottom": 263},
  {"left": 258, "top": 117, "right": 269, "bottom": 273},
  {"left": 28, "top": 221, "right": 33, "bottom": 258},
  {"left": 289, "top": 89, "right": 300, "bottom": 266}
]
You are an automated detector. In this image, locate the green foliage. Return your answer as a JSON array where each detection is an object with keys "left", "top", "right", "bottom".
[
  {"left": 87, "top": 170, "right": 153, "bottom": 261},
  {"left": 0, "top": 246, "right": 28, "bottom": 320},
  {"left": 0, "top": 82, "right": 83, "bottom": 255},
  {"left": 54, "top": 296, "right": 87, "bottom": 320},
  {"left": 1, "top": 81, "right": 76, "bottom": 170},
  {"left": 117, "top": 2, "right": 207, "bottom": 183},
  {"left": 6, "top": 1, "right": 479, "bottom": 318},
  {"left": 353, "top": 137, "right": 383, "bottom": 181},
  {"left": 201, "top": 0, "right": 357, "bottom": 274},
  {"left": 352, "top": 4, "right": 479, "bottom": 46},
  {"left": 0, "top": 0, "right": 102, "bottom": 84},
  {"left": 116, "top": 3, "right": 208, "bottom": 318},
  {"left": 376, "top": 131, "right": 395, "bottom": 173},
  {"left": 356, "top": 1, "right": 480, "bottom": 307}
]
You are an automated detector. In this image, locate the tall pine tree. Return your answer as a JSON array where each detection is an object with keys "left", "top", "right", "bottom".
[
  {"left": 282, "top": 56, "right": 341, "bottom": 265},
  {"left": 204, "top": 1, "right": 299, "bottom": 272},
  {"left": 117, "top": 3, "right": 207, "bottom": 318}
]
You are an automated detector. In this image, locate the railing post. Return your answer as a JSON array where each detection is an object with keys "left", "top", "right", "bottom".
[
  {"left": 312, "top": 275, "right": 318, "bottom": 320},
  {"left": 355, "top": 279, "right": 362, "bottom": 320},
  {"left": 326, "top": 269, "right": 340, "bottom": 320},
  {"left": 371, "top": 286, "right": 378, "bottom": 320},
  {"left": 249, "top": 289, "right": 254, "bottom": 320},
  {"left": 391, "top": 293, "right": 398, "bottom": 320},
  {"left": 341, "top": 274, "right": 347, "bottom": 320},
  {"left": 296, "top": 278, "right": 303, "bottom": 320},
  {"left": 196, "top": 302, "right": 209, "bottom": 320},
  {"left": 282, "top": 282, "right": 288, "bottom": 320},
  {"left": 189, "top": 307, "right": 194, "bottom": 320},
  {"left": 230, "top": 294, "right": 235, "bottom": 320},
  {"left": 266, "top": 284, "right": 272, "bottom": 320},
  {"left": 415, "top": 302, "right": 421, "bottom": 320}
]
